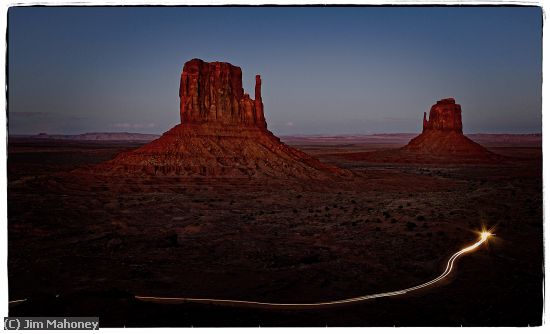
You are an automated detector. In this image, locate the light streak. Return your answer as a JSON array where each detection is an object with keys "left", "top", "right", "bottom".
[
  {"left": 8, "top": 299, "right": 27, "bottom": 305},
  {"left": 9, "top": 232, "right": 493, "bottom": 310},
  {"left": 134, "top": 231, "right": 493, "bottom": 310}
]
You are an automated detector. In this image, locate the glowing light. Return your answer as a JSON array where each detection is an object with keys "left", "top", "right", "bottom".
[
  {"left": 11, "top": 231, "right": 495, "bottom": 310},
  {"left": 132, "top": 232, "right": 493, "bottom": 310},
  {"left": 480, "top": 231, "right": 492, "bottom": 241}
]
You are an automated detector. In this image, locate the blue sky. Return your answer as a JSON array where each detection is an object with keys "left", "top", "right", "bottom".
[{"left": 8, "top": 6, "right": 542, "bottom": 135}]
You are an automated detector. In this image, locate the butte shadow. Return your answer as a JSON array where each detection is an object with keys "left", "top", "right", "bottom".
[
  {"left": 89, "top": 59, "right": 350, "bottom": 180},
  {"left": 336, "top": 98, "right": 502, "bottom": 165}
]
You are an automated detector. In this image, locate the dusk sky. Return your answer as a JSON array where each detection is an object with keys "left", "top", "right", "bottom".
[{"left": 8, "top": 6, "right": 541, "bottom": 135}]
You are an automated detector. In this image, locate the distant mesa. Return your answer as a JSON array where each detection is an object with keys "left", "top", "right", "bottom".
[
  {"left": 339, "top": 98, "right": 499, "bottom": 163},
  {"left": 403, "top": 98, "right": 493, "bottom": 157},
  {"left": 96, "top": 58, "right": 348, "bottom": 178},
  {"left": 12, "top": 132, "right": 161, "bottom": 142}
]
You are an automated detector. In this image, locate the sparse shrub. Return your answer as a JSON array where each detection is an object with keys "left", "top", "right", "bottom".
[
  {"left": 406, "top": 222, "right": 417, "bottom": 230},
  {"left": 416, "top": 215, "right": 425, "bottom": 221},
  {"left": 293, "top": 209, "right": 298, "bottom": 214},
  {"left": 351, "top": 199, "right": 357, "bottom": 204},
  {"left": 391, "top": 218, "right": 397, "bottom": 224},
  {"left": 375, "top": 227, "right": 381, "bottom": 231},
  {"left": 325, "top": 206, "right": 330, "bottom": 211}
]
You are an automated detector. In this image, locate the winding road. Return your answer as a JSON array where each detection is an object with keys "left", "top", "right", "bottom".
[
  {"left": 134, "top": 231, "right": 493, "bottom": 310},
  {"left": 9, "top": 232, "right": 492, "bottom": 310}
]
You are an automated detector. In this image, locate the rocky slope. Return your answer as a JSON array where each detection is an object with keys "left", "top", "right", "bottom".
[{"left": 95, "top": 59, "right": 347, "bottom": 178}]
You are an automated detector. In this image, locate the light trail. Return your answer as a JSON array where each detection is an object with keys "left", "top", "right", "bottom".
[
  {"left": 8, "top": 232, "right": 493, "bottom": 310},
  {"left": 134, "top": 231, "right": 493, "bottom": 310},
  {"left": 8, "top": 299, "right": 27, "bottom": 305}
]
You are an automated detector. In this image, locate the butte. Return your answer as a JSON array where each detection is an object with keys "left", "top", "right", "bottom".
[
  {"left": 340, "top": 98, "right": 499, "bottom": 164},
  {"left": 96, "top": 59, "right": 348, "bottom": 178}
]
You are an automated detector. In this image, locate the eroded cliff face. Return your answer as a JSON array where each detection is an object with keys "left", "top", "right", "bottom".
[
  {"left": 422, "top": 98, "right": 463, "bottom": 133},
  {"left": 95, "top": 59, "right": 347, "bottom": 179},
  {"left": 179, "top": 59, "right": 266, "bottom": 128}
]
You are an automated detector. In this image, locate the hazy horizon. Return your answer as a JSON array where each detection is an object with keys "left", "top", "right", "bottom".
[
  {"left": 8, "top": 6, "right": 542, "bottom": 136},
  {"left": 9, "top": 130, "right": 543, "bottom": 137}
]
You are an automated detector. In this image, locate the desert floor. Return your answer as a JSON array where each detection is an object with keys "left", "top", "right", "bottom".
[{"left": 7, "top": 135, "right": 542, "bottom": 326}]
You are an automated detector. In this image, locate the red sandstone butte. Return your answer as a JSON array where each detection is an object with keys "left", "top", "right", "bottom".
[
  {"left": 403, "top": 98, "right": 494, "bottom": 158},
  {"left": 98, "top": 59, "right": 348, "bottom": 178},
  {"left": 422, "top": 98, "right": 462, "bottom": 133},
  {"left": 179, "top": 59, "right": 267, "bottom": 128},
  {"left": 336, "top": 98, "right": 499, "bottom": 164}
]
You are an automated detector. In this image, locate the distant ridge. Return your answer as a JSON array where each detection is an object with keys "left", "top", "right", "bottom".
[
  {"left": 10, "top": 132, "right": 160, "bottom": 142},
  {"left": 11, "top": 132, "right": 541, "bottom": 145},
  {"left": 281, "top": 133, "right": 541, "bottom": 147},
  {"left": 328, "top": 98, "right": 529, "bottom": 164}
]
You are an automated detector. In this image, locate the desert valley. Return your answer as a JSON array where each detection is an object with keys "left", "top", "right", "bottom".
[{"left": 7, "top": 59, "right": 542, "bottom": 326}]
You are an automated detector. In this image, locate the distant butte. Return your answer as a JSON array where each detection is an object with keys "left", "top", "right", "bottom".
[
  {"left": 337, "top": 98, "right": 499, "bottom": 164},
  {"left": 96, "top": 59, "right": 348, "bottom": 178},
  {"left": 403, "top": 98, "right": 494, "bottom": 157},
  {"left": 422, "top": 98, "right": 462, "bottom": 132}
]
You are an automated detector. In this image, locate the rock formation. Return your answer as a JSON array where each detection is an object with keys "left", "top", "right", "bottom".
[
  {"left": 179, "top": 59, "right": 266, "bottom": 128},
  {"left": 422, "top": 98, "right": 462, "bottom": 133},
  {"left": 403, "top": 98, "right": 494, "bottom": 158},
  {"left": 335, "top": 98, "right": 498, "bottom": 164},
  {"left": 97, "top": 59, "right": 347, "bottom": 178}
]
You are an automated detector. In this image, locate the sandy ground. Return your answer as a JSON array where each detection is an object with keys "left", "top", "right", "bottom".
[{"left": 7, "top": 136, "right": 542, "bottom": 326}]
